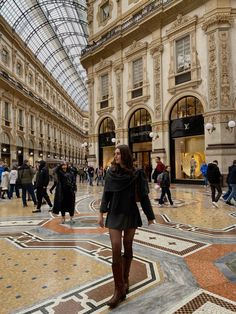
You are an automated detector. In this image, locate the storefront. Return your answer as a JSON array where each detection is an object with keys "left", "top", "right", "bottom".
[
  {"left": 169, "top": 96, "right": 205, "bottom": 183},
  {"left": 16, "top": 136, "right": 24, "bottom": 166},
  {"left": 129, "top": 108, "right": 152, "bottom": 181},
  {"left": 98, "top": 117, "right": 115, "bottom": 167},
  {"left": 1, "top": 133, "right": 11, "bottom": 166}
]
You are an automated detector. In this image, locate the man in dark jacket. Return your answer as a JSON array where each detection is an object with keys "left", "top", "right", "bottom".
[
  {"left": 32, "top": 160, "right": 53, "bottom": 213},
  {"left": 18, "top": 160, "right": 37, "bottom": 207},
  {"left": 225, "top": 160, "right": 236, "bottom": 206},
  {"left": 223, "top": 160, "right": 236, "bottom": 203},
  {"left": 206, "top": 160, "right": 222, "bottom": 208}
]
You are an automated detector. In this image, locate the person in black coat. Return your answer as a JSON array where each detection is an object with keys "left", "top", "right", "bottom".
[
  {"left": 158, "top": 166, "right": 174, "bottom": 206},
  {"left": 33, "top": 160, "right": 52, "bottom": 213},
  {"left": 206, "top": 160, "right": 222, "bottom": 207},
  {"left": 52, "top": 161, "right": 77, "bottom": 224},
  {"left": 98, "top": 145, "right": 155, "bottom": 308},
  {"left": 225, "top": 160, "right": 236, "bottom": 205}
]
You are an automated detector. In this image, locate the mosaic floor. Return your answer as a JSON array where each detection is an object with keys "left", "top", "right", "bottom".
[{"left": 1, "top": 183, "right": 236, "bottom": 314}]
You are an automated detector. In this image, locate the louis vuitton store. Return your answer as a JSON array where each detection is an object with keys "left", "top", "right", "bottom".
[{"left": 169, "top": 96, "right": 205, "bottom": 183}]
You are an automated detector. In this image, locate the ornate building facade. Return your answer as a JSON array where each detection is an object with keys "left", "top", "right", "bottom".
[
  {"left": 0, "top": 17, "right": 89, "bottom": 167},
  {"left": 81, "top": 0, "right": 236, "bottom": 183}
]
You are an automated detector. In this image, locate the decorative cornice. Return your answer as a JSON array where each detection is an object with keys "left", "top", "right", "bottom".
[
  {"left": 150, "top": 43, "right": 164, "bottom": 56},
  {"left": 95, "top": 58, "right": 112, "bottom": 73},
  {"left": 125, "top": 40, "right": 148, "bottom": 58},
  {"left": 96, "top": 106, "right": 114, "bottom": 116},
  {"left": 166, "top": 14, "right": 198, "bottom": 37},
  {"left": 202, "top": 13, "right": 234, "bottom": 32}
]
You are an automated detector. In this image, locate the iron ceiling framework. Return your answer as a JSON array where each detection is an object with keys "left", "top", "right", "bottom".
[{"left": 0, "top": 0, "right": 88, "bottom": 111}]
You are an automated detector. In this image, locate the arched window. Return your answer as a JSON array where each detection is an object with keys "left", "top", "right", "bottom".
[
  {"left": 171, "top": 96, "right": 203, "bottom": 120},
  {"left": 99, "top": 117, "right": 115, "bottom": 134},
  {"left": 1, "top": 133, "right": 10, "bottom": 144},
  {"left": 129, "top": 108, "right": 151, "bottom": 128},
  {"left": 16, "top": 136, "right": 23, "bottom": 147}
]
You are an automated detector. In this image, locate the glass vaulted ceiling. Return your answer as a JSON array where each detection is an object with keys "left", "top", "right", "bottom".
[{"left": 0, "top": 0, "right": 88, "bottom": 111}]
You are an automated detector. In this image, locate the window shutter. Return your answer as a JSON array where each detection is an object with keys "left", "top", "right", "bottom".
[
  {"left": 101, "top": 74, "right": 109, "bottom": 100},
  {"left": 176, "top": 35, "right": 191, "bottom": 73},
  {"left": 133, "top": 58, "right": 143, "bottom": 88}
]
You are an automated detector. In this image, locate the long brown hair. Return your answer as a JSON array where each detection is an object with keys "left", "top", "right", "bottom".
[{"left": 111, "top": 144, "right": 134, "bottom": 174}]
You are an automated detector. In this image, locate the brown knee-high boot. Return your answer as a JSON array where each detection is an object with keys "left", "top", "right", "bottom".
[
  {"left": 107, "top": 261, "right": 126, "bottom": 308},
  {"left": 122, "top": 255, "right": 133, "bottom": 293}
]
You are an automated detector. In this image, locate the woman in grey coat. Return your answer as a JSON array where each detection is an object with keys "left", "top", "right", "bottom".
[{"left": 98, "top": 144, "right": 155, "bottom": 308}]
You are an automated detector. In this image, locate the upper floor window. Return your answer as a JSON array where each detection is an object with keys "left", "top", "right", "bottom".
[
  {"left": 101, "top": 1, "right": 109, "bottom": 22},
  {"left": 175, "top": 35, "right": 191, "bottom": 84},
  {"left": 16, "top": 62, "right": 23, "bottom": 76},
  {"left": 132, "top": 58, "right": 143, "bottom": 98},
  {"left": 39, "top": 120, "right": 43, "bottom": 135},
  {"left": 46, "top": 89, "right": 49, "bottom": 100},
  {"left": 30, "top": 115, "right": 34, "bottom": 130},
  {"left": 18, "top": 109, "right": 23, "bottom": 126},
  {"left": 28, "top": 72, "right": 33, "bottom": 85},
  {"left": 100, "top": 74, "right": 109, "bottom": 109},
  {"left": 38, "top": 81, "right": 42, "bottom": 93},
  {"left": 4, "top": 102, "right": 10, "bottom": 122},
  {"left": 2, "top": 48, "right": 9, "bottom": 65}
]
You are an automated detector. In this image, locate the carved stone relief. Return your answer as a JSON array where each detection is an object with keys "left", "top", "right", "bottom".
[
  {"left": 208, "top": 33, "right": 217, "bottom": 109},
  {"left": 150, "top": 45, "right": 163, "bottom": 120},
  {"left": 87, "top": 78, "right": 94, "bottom": 130},
  {"left": 115, "top": 64, "right": 123, "bottom": 128},
  {"left": 219, "top": 31, "right": 231, "bottom": 108}
]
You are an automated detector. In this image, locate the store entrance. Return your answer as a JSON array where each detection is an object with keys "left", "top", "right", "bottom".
[{"left": 169, "top": 96, "right": 205, "bottom": 184}]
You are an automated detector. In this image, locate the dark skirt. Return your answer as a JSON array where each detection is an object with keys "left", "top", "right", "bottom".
[{"left": 105, "top": 211, "right": 142, "bottom": 230}]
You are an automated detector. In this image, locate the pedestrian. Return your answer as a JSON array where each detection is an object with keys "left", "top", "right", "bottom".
[
  {"left": 88, "top": 165, "right": 94, "bottom": 186},
  {"left": 158, "top": 165, "right": 174, "bottom": 207},
  {"left": 225, "top": 160, "right": 236, "bottom": 206},
  {"left": 223, "top": 160, "right": 236, "bottom": 203},
  {"left": 18, "top": 160, "right": 37, "bottom": 207},
  {"left": 97, "top": 166, "right": 104, "bottom": 186},
  {"left": 98, "top": 144, "right": 155, "bottom": 308},
  {"left": 200, "top": 161, "right": 208, "bottom": 188},
  {"left": 32, "top": 160, "right": 53, "bottom": 213},
  {"left": 52, "top": 161, "right": 77, "bottom": 224},
  {"left": 206, "top": 160, "right": 222, "bottom": 208},
  {"left": 152, "top": 156, "right": 165, "bottom": 202},
  {"left": 1, "top": 167, "right": 10, "bottom": 199},
  {"left": 9, "top": 165, "right": 20, "bottom": 199}
]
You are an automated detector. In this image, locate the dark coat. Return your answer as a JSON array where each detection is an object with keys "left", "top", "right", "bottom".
[
  {"left": 228, "top": 165, "right": 236, "bottom": 184},
  {"left": 52, "top": 167, "right": 76, "bottom": 215},
  {"left": 35, "top": 161, "right": 50, "bottom": 188},
  {"left": 160, "top": 170, "right": 171, "bottom": 188},
  {"left": 18, "top": 163, "right": 35, "bottom": 185},
  {"left": 100, "top": 167, "right": 155, "bottom": 221},
  {"left": 207, "top": 163, "right": 221, "bottom": 184}
]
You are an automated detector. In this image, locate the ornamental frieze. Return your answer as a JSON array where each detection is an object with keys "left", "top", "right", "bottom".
[
  {"left": 208, "top": 33, "right": 217, "bottom": 109},
  {"left": 202, "top": 13, "right": 233, "bottom": 32}
]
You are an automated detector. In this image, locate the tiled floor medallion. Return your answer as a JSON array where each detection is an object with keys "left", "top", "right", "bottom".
[
  {"left": 172, "top": 292, "right": 236, "bottom": 313},
  {"left": 104, "top": 228, "right": 208, "bottom": 257},
  {"left": 214, "top": 252, "right": 236, "bottom": 283},
  {"left": 7, "top": 233, "right": 162, "bottom": 314}
]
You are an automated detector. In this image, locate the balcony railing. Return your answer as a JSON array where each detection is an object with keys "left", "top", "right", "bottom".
[{"left": 81, "top": 0, "right": 174, "bottom": 57}]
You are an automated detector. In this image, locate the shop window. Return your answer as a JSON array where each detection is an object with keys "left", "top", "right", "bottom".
[{"left": 129, "top": 108, "right": 151, "bottom": 128}]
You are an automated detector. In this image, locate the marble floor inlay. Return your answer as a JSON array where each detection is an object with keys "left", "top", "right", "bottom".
[{"left": 1, "top": 182, "right": 236, "bottom": 313}]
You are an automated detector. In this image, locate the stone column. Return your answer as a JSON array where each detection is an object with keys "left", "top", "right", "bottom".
[{"left": 202, "top": 13, "right": 235, "bottom": 177}]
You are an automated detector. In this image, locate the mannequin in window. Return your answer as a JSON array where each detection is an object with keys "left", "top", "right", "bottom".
[{"left": 190, "top": 155, "right": 197, "bottom": 179}]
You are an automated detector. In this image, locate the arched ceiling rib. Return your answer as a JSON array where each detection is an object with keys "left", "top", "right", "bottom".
[{"left": 0, "top": 0, "right": 88, "bottom": 111}]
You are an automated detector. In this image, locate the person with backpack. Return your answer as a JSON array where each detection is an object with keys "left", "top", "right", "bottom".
[
  {"left": 52, "top": 161, "right": 77, "bottom": 224},
  {"left": 158, "top": 165, "right": 174, "bottom": 207}
]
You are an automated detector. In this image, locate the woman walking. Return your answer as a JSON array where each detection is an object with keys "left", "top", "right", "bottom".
[
  {"left": 98, "top": 145, "right": 155, "bottom": 308},
  {"left": 158, "top": 166, "right": 174, "bottom": 207},
  {"left": 52, "top": 162, "right": 77, "bottom": 224}
]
